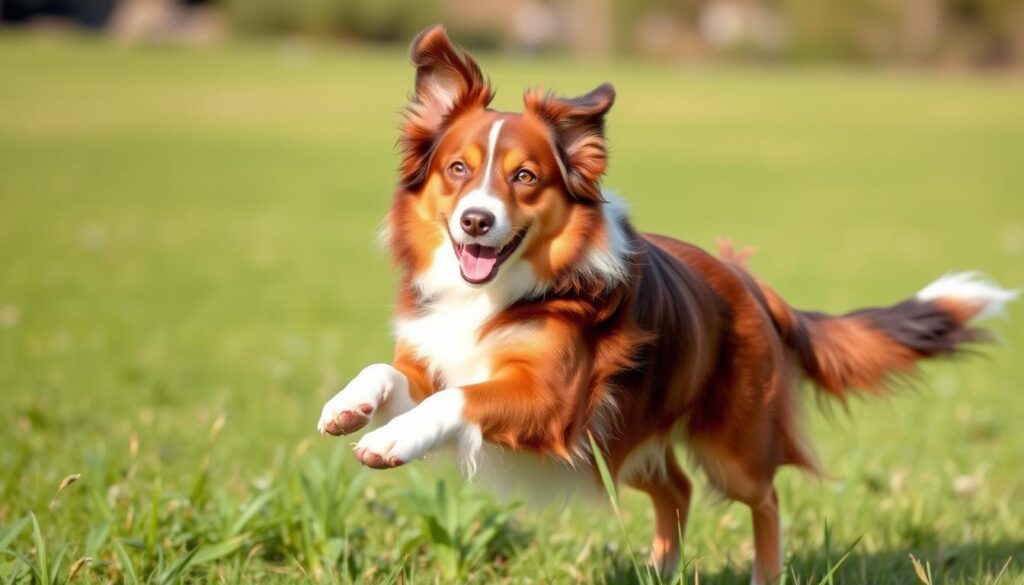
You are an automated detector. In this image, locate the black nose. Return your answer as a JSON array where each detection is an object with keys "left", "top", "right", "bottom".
[{"left": 460, "top": 208, "right": 494, "bottom": 237}]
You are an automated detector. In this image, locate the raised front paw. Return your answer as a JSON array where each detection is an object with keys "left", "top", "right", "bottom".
[
  {"left": 352, "top": 423, "right": 423, "bottom": 469},
  {"left": 317, "top": 363, "right": 405, "bottom": 437},
  {"left": 350, "top": 390, "right": 469, "bottom": 470},
  {"left": 318, "top": 402, "right": 374, "bottom": 437}
]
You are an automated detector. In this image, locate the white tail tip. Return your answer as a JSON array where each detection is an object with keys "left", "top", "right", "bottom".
[{"left": 916, "top": 272, "right": 1020, "bottom": 323}]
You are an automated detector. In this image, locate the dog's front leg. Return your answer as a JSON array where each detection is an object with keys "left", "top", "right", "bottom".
[
  {"left": 352, "top": 364, "right": 565, "bottom": 470},
  {"left": 317, "top": 363, "right": 420, "bottom": 437},
  {"left": 352, "top": 388, "right": 479, "bottom": 470}
]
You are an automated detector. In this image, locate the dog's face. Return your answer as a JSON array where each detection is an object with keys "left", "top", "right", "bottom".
[{"left": 388, "top": 26, "right": 619, "bottom": 295}]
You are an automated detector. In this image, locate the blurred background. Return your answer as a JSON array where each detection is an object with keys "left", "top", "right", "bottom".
[
  {"left": 1, "top": 1, "right": 1022, "bottom": 583},
  {"left": 4, "top": 0, "right": 1024, "bottom": 67}
]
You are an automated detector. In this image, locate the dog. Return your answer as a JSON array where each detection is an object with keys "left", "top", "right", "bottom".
[{"left": 317, "top": 25, "right": 1017, "bottom": 583}]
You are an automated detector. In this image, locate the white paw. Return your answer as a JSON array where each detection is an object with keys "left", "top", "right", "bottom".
[
  {"left": 352, "top": 423, "right": 424, "bottom": 468},
  {"left": 351, "top": 389, "right": 477, "bottom": 470},
  {"left": 317, "top": 364, "right": 407, "bottom": 437}
]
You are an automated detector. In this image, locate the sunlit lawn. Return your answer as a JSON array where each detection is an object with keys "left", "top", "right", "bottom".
[{"left": 1, "top": 34, "right": 1022, "bottom": 583}]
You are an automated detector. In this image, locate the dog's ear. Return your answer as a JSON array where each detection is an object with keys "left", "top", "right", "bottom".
[
  {"left": 400, "top": 25, "right": 494, "bottom": 189},
  {"left": 525, "top": 83, "right": 615, "bottom": 203}
]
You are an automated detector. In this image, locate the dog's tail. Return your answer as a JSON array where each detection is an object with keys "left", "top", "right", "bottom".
[{"left": 757, "top": 272, "right": 1017, "bottom": 399}]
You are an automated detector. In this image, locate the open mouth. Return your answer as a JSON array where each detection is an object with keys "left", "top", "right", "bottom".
[{"left": 451, "top": 227, "right": 528, "bottom": 284}]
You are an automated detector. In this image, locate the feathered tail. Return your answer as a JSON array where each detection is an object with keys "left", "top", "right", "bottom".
[{"left": 758, "top": 272, "right": 1017, "bottom": 398}]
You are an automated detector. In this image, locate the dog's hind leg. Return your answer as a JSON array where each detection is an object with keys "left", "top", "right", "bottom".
[
  {"left": 749, "top": 486, "right": 783, "bottom": 585},
  {"left": 692, "top": 439, "right": 784, "bottom": 585},
  {"left": 628, "top": 450, "right": 693, "bottom": 578}
]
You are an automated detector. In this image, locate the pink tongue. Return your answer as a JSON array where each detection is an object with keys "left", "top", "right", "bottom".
[{"left": 459, "top": 244, "right": 498, "bottom": 281}]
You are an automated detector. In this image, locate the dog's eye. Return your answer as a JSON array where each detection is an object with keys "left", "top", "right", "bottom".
[
  {"left": 513, "top": 169, "right": 537, "bottom": 184},
  {"left": 448, "top": 161, "right": 468, "bottom": 178}
]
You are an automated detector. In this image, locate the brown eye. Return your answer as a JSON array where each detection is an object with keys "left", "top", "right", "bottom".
[
  {"left": 448, "top": 161, "right": 468, "bottom": 178},
  {"left": 513, "top": 169, "right": 537, "bottom": 184}
]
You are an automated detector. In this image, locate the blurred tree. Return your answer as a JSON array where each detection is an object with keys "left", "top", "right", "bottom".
[
  {"left": 5, "top": 0, "right": 1020, "bottom": 67},
  {"left": 222, "top": 0, "right": 441, "bottom": 42}
]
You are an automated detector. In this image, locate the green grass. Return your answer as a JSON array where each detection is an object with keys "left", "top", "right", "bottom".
[{"left": 1, "top": 34, "right": 1023, "bottom": 583}]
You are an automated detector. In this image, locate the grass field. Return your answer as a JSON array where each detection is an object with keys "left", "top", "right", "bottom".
[{"left": 1, "top": 34, "right": 1023, "bottom": 584}]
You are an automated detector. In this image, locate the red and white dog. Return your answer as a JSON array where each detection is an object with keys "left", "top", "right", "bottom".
[{"left": 317, "top": 26, "right": 1016, "bottom": 583}]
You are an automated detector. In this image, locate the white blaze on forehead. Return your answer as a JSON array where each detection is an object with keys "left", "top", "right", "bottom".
[
  {"left": 481, "top": 118, "right": 505, "bottom": 190},
  {"left": 449, "top": 119, "right": 512, "bottom": 248}
]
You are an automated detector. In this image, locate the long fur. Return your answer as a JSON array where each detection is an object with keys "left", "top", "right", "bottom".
[{"left": 321, "top": 25, "right": 1018, "bottom": 584}]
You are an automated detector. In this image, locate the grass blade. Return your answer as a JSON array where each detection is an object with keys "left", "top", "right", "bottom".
[
  {"left": 147, "top": 479, "right": 161, "bottom": 553},
  {"left": 158, "top": 547, "right": 198, "bottom": 585},
  {"left": 229, "top": 489, "right": 278, "bottom": 537},
  {"left": 84, "top": 520, "right": 112, "bottom": 558},
  {"left": 113, "top": 539, "right": 139, "bottom": 585},
  {"left": 48, "top": 544, "right": 68, "bottom": 585},
  {"left": 190, "top": 535, "right": 248, "bottom": 566},
  {"left": 586, "top": 432, "right": 620, "bottom": 515},
  {"left": 587, "top": 432, "right": 646, "bottom": 584},
  {"left": 337, "top": 467, "right": 369, "bottom": 516},
  {"left": 1, "top": 549, "right": 40, "bottom": 583},
  {"left": 991, "top": 557, "right": 1013, "bottom": 584},
  {"left": 0, "top": 516, "right": 31, "bottom": 550},
  {"left": 814, "top": 534, "right": 862, "bottom": 585},
  {"left": 30, "top": 513, "right": 49, "bottom": 585}
]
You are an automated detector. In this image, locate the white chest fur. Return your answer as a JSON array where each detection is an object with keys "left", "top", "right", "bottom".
[
  {"left": 395, "top": 283, "right": 621, "bottom": 505},
  {"left": 394, "top": 288, "right": 605, "bottom": 503},
  {"left": 394, "top": 290, "right": 503, "bottom": 387},
  {"left": 397, "top": 225, "right": 548, "bottom": 389}
]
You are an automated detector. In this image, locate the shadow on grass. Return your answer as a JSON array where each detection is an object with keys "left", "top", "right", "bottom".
[{"left": 601, "top": 538, "right": 1024, "bottom": 584}]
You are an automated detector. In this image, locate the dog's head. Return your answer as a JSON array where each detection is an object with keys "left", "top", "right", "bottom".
[{"left": 387, "top": 25, "right": 628, "bottom": 299}]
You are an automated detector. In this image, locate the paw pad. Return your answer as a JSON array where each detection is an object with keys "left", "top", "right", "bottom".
[{"left": 321, "top": 404, "right": 373, "bottom": 436}]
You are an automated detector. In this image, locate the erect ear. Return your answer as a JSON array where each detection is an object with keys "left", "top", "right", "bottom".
[
  {"left": 400, "top": 25, "right": 494, "bottom": 189},
  {"left": 525, "top": 83, "right": 615, "bottom": 203}
]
